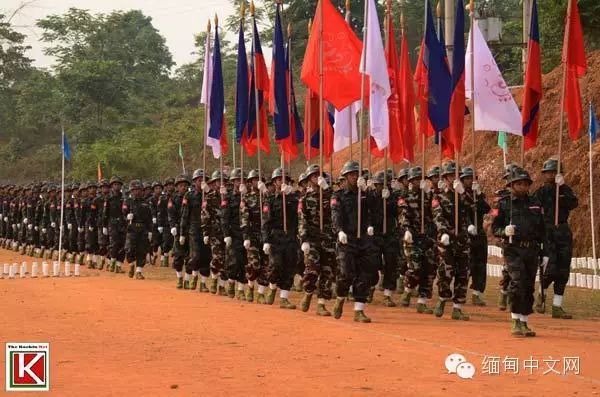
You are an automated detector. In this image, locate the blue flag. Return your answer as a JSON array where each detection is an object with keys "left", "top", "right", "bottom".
[
  {"left": 272, "top": 5, "right": 290, "bottom": 142},
  {"left": 62, "top": 130, "right": 71, "bottom": 161},
  {"left": 589, "top": 102, "right": 598, "bottom": 144},
  {"left": 235, "top": 19, "right": 249, "bottom": 145},
  {"left": 208, "top": 22, "right": 227, "bottom": 158}
]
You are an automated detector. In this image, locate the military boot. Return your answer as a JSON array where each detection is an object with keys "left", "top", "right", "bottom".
[
  {"left": 520, "top": 322, "right": 536, "bottom": 337},
  {"left": 498, "top": 293, "right": 508, "bottom": 311},
  {"left": 400, "top": 291, "right": 411, "bottom": 307},
  {"left": 183, "top": 279, "right": 190, "bottom": 290},
  {"left": 471, "top": 294, "right": 486, "bottom": 306},
  {"left": 128, "top": 264, "right": 135, "bottom": 278},
  {"left": 451, "top": 308, "right": 470, "bottom": 321},
  {"left": 115, "top": 262, "right": 125, "bottom": 274},
  {"left": 218, "top": 285, "right": 227, "bottom": 296},
  {"left": 236, "top": 288, "right": 246, "bottom": 301},
  {"left": 552, "top": 306, "right": 573, "bottom": 319},
  {"left": 227, "top": 282, "right": 236, "bottom": 298},
  {"left": 511, "top": 319, "right": 523, "bottom": 336},
  {"left": 353, "top": 310, "right": 372, "bottom": 323},
  {"left": 300, "top": 293, "right": 313, "bottom": 312},
  {"left": 534, "top": 293, "right": 546, "bottom": 314},
  {"left": 160, "top": 255, "right": 169, "bottom": 267},
  {"left": 198, "top": 281, "right": 209, "bottom": 293},
  {"left": 266, "top": 288, "right": 277, "bottom": 305},
  {"left": 78, "top": 254, "right": 84, "bottom": 265},
  {"left": 256, "top": 293, "right": 266, "bottom": 304},
  {"left": 382, "top": 295, "right": 397, "bottom": 307},
  {"left": 209, "top": 278, "right": 218, "bottom": 294},
  {"left": 88, "top": 258, "right": 96, "bottom": 269},
  {"left": 97, "top": 257, "right": 104, "bottom": 270},
  {"left": 366, "top": 287, "right": 375, "bottom": 303},
  {"left": 189, "top": 276, "right": 198, "bottom": 291},
  {"left": 397, "top": 277, "right": 404, "bottom": 291},
  {"left": 416, "top": 303, "right": 434, "bottom": 314},
  {"left": 176, "top": 277, "right": 183, "bottom": 289},
  {"left": 135, "top": 272, "right": 145, "bottom": 280},
  {"left": 246, "top": 286, "right": 254, "bottom": 302},
  {"left": 109, "top": 259, "right": 116, "bottom": 272},
  {"left": 333, "top": 297, "right": 345, "bottom": 319},
  {"left": 433, "top": 300, "right": 446, "bottom": 318},
  {"left": 280, "top": 298, "right": 296, "bottom": 310},
  {"left": 316, "top": 303, "right": 331, "bottom": 316}
]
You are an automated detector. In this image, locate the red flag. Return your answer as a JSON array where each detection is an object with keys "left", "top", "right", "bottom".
[
  {"left": 563, "top": 0, "right": 587, "bottom": 141},
  {"left": 383, "top": 15, "right": 404, "bottom": 163},
  {"left": 301, "top": 0, "right": 363, "bottom": 111},
  {"left": 398, "top": 34, "right": 416, "bottom": 163},
  {"left": 522, "top": 0, "right": 542, "bottom": 150},
  {"left": 303, "top": 89, "right": 334, "bottom": 160},
  {"left": 414, "top": 42, "right": 435, "bottom": 139}
]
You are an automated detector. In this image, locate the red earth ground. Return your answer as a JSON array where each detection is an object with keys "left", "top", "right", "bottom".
[{"left": 1, "top": 249, "right": 599, "bottom": 396}]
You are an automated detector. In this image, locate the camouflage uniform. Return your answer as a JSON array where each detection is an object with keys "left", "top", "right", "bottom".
[
  {"left": 240, "top": 188, "right": 268, "bottom": 287},
  {"left": 201, "top": 189, "right": 226, "bottom": 280},
  {"left": 222, "top": 188, "right": 247, "bottom": 284}
]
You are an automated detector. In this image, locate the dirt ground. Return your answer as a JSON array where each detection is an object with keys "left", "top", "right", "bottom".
[{"left": 1, "top": 249, "right": 599, "bottom": 396}]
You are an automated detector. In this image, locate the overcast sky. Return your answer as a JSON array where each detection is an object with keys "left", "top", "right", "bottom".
[{"left": 4, "top": 0, "right": 235, "bottom": 69}]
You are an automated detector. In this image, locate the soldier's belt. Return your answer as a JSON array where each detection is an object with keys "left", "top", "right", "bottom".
[{"left": 508, "top": 240, "right": 538, "bottom": 249}]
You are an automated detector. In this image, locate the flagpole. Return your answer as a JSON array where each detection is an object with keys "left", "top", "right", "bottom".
[
  {"left": 318, "top": 0, "right": 324, "bottom": 231},
  {"left": 521, "top": 0, "right": 535, "bottom": 168},
  {"left": 436, "top": 2, "right": 444, "bottom": 168},
  {"left": 555, "top": 0, "right": 573, "bottom": 227},
  {"left": 306, "top": 19, "right": 312, "bottom": 167},
  {"left": 346, "top": 0, "right": 353, "bottom": 162},
  {"left": 590, "top": 108, "right": 597, "bottom": 276},
  {"left": 468, "top": 0, "right": 478, "bottom": 236},
  {"left": 277, "top": 4, "right": 289, "bottom": 234},
  {"left": 58, "top": 125, "right": 66, "bottom": 271},
  {"left": 251, "top": 1, "right": 264, "bottom": 225},
  {"left": 239, "top": 3, "right": 246, "bottom": 195},
  {"left": 420, "top": 0, "right": 428, "bottom": 236},
  {"left": 179, "top": 142, "right": 186, "bottom": 174},
  {"left": 216, "top": 14, "right": 225, "bottom": 199},
  {"left": 203, "top": 19, "right": 211, "bottom": 203},
  {"left": 357, "top": 0, "right": 370, "bottom": 239},
  {"left": 382, "top": 0, "right": 392, "bottom": 236}
]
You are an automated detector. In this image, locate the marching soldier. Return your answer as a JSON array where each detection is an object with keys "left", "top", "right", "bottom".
[
  {"left": 460, "top": 167, "right": 491, "bottom": 306},
  {"left": 158, "top": 178, "right": 175, "bottom": 267},
  {"left": 432, "top": 161, "right": 475, "bottom": 321},
  {"left": 240, "top": 169, "right": 269, "bottom": 303},
  {"left": 123, "top": 180, "right": 153, "bottom": 279},
  {"left": 331, "top": 161, "right": 379, "bottom": 323},
  {"left": 148, "top": 181, "right": 163, "bottom": 265},
  {"left": 298, "top": 165, "right": 335, "bottom": 316},
  {"left": 169, "top": 174, "right": 191, "bottom": 289},
  {"left": 493, "top": 168, "right": 548, "bottom": 337},
  {"left": 534, "top": 159, "right": 578, "bottom": 319},
  {"left": 96, "top": 179, "right": 110, "bottom": 269},
  {"left": 222, "top": 168, "right": 247, "bottom": 299},
  {"left": 103, "top": 176, "right": 126, "bottom": 273},
  {"left": 83, "top": 181, "right": 100, "bottom": 268}
]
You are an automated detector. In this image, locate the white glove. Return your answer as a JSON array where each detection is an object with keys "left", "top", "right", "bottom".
[
  {"left": 171, "top": 227, "right": 177, "bottom": 237},
  {"left": 239, "top": 184, "right": 247, "bottom": 195},
  {"left": 179, "top": 236, "right": 186, "bottom": 245},
  {"left": 152, "top": 217, "right": 157, "bottom": 224},
  {"left": 158, "top": 227, "right": 164, "bottom": 233},
  {"left": 51, "top": 222, "right": 56, "bottom": 228},
  {"left": 201, "top": 181, "right": 210, "bottom": 193},
  {"left": 203, "top": 236, "right": 209, "bottom": 245},
  {"left": 126, "top": 213, "right": 134, "bottom": 221},
  {"left": 419, "top": 179, "right": 431, "bottom": 194},
  {"left": 12, "top": 224, "right": 16, "bottom": 231},
  {"left": 224, "top": 236, "right": 232, "bottom": 247},
  {"left": 102, "top": 227, "right": 108, "bottom": 236},
  {"left": 23, "top": 218, "right": 28, "bottom": 225},
  {"left": 391, "top": 180, "right": 401, "bottom": 190},
  {"left": 404, "top": 230, "right": 413, "bottom": 244},
  {"left": 301, "top": 242, "right": 310, "bottom": 254},
  {"left": 504, "top": 225, "right": 516, "bottom": 237},
  {"left": 438, "top": 180, "right": 447, "bottom": 191},
  {"left": 473, "top": 182, "right": 482, "bottom": 195},
  {"left": 243, "top": 239, "right": 251, "bottom": 250},
  {"left": 263, "top": 243, "right": 271, "bottom": 255},
  {"left": 17, "top": 223, "right": 21, "bottom": 229},
  {"left": 367, "top": 179, "right": 374, "bottom": 189},
  {"left": 467, "top": 225, "right": 477, "bottom": 236},
  {"left": 381, "top": 188, "right": 390, "bottom": 199},
  {"left": 281, "top": 183, "right": 293, "bottom": 195},
  {"left": 367, "top": 226, "right": 374, "bottom": 236},
  {"left": 78, "top": 227, "right": 83, "bottom": 233},
  {"left": 28, "top": 224, "right": 33, "bottom": 230},
  {"left": 219, "top": 186, "right": 228, "bottom": 196},
  {"left": 34, "top": 226, "right": 39, "bottom": 231},
  {"left": 258, "top": 181, "right": 268, "bottom": 194},
  {"left": 357, "top": 177, "right": 367, "bottom": 192},
  {"left": 338, "top": 231, "right": 348, "bottom": 245},
  {"left": 148, "top": 232, "right": 153, "bottom": 241},
  {"left": 440, "top": 233, "right": 450, "bottom": 246},
  {"left": 555, "top": 174, "right": 565, "bottom": 186},
  {"left": 541, "top": 256, "right": 549, "bottom": 270},
  {"left": 453, "top": 180, "right": 465, "bottom": 194},
  {"left": 3, "top": 217, "right": 7, "bottom": 222},
  {"left": 317, "top": 176, "right": 329, "bottom": 191},
  {"left": 41, "top": 228, "right": 47, "bottom": 234},
  {"left": 88, "top": 226, "right": 94, "bottom": 232}
]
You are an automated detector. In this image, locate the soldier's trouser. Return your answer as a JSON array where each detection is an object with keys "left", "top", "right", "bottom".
[
  {"left": 225, "top": 237, "right": 246, "bottom": 283},
  {"left": 85, "top": 227, "right": 99, "bottom": 254},
  {"left": 436, "top": 236, "right": 470, "bottom": 304},
  {"left": 108, "top": 223, "right": 126, "bottom": 262},
  {"left": 208, "top": 237, "right": 226, "bottom": 279},
  {"left": 267, "top": 235, "right": 297, "bottom": 291},
  {"left": 172, "top": 235, "right": 189, "bottom": 273},
  {"left": 125, "top": 228, "right": 150, "bottom": 267},
  {"left": 151, "top": 225, "right": 162, "bottom": 253},
  {"left": 542, "top": 224, "right": 572, "bottom": 296},
  {"left": 296, "top": 245, "right": 305, "bottom": 276},
  {"left": 500, "top": 263, "right": 511, "bottom": 292},
  {"left": 381, "top": 236, "right": 401, "bottom": 291},
  {"left": 245, "top": 239, "right": 268, "bottom": 286},
  {"left": 69, "top": 227, "right": 78, "bottom": 253},
  {"left": 161, "top": 228, "right": 174, "bottom": 254},
  {"left": 187, "top": 225, "right": 210, "bottom": 276},
  {"left": 469, "top": 234, "right": 488, "bottom": 293},
  {"left": 398, "top": 229, "right": 408, "bottom": 278},
  {"left": 335, "top": 237, "right": 379, "bottom": 304},
  {"left": 97, "top": 228, "right": 108, "bottom": 256},
  {"left": 78, "top": 229, "right": 86, "bottom": 253},
  {"left": 404, "top": 235, "right": 436, "bottom": 299},
  {"left": 504, "top": 244, "right": 538, "bottom": 315},
  {"left": 302, "top": 242, "right": 336, "bottom": 299}
]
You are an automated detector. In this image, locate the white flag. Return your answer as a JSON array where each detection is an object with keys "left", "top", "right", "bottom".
[
  {"left": 333, "top": 101, "right": 361, "bottom": 152},
  {"left": 359, "top": 0, "right": 390, "bottom": 150},
  {"left": 466, "top": 23, "right": 522, "bottom": 135}
]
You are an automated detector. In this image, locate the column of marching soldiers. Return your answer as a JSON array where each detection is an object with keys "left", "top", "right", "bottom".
[{"left": 0, "top": 157, "right": 578, "bottom": 337}]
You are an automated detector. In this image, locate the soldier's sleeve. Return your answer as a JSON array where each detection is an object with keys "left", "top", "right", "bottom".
[
  {"left": 102, "top": 197, "right": 109, "bottom": 227},
  {"left": 331, "top": 191, "right": 343, "bottom": 235},
  {"left": 145, "top": 204, "right": 153, "bottom": 232},
  {"left": 432, "top": 194, "right": 449, "bottom": 237},
  {"left": 261, "top": 196, "right": 272, "bottom": 244},
  {"left": 492, "top": 198, "right": 509, "bottom": 238},
  {"left": 240, "top": 199, "right": 249, "bottom": 241},
  {"left": 478, "top": 194, "right": 492, "bottom": 217},
  {"left": 180, "top": 193, "right": 190, "bottom": 236},
  {"left": 200, "top": 198, "right": 210, "bottom": 238},
  {"left": 297, "top": 195, "right": 308, "bottom": 242},
  {"left": 560, "top": 185, "right": 579, "bottom": 210},
  {"left": 221, "top": 193, "right": 232, "bottom": 238},
  {"left": 397, "top": 195, "right": 413, "bottom": 235}
]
